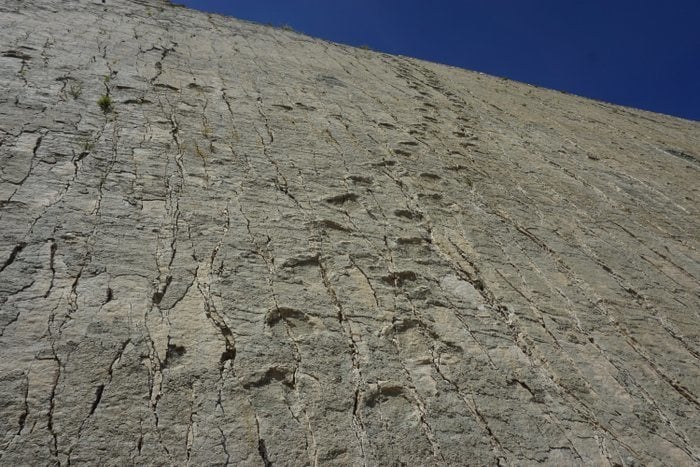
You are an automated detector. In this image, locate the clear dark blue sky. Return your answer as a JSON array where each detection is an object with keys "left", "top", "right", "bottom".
[{"left": 180, "top": 0, "right": 700, "bottom": 121}]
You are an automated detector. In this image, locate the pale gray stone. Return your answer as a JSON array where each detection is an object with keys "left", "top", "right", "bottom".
[{"left": 1, "top": 0, "right": 699, "bottom": 465}]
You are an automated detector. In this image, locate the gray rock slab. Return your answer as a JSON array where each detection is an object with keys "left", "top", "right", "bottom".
[{"left": 1, "top": 0, "right": 699, "bottom": 465}]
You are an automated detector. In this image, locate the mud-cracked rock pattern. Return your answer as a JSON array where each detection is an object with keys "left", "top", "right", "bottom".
[{"left": 1, "top": 1, "right": 699, "bottom": 465}]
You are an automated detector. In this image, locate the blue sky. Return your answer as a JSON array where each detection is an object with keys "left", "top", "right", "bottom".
[{"left": 180, "top": 1, "right": 700, "bottom": 121}]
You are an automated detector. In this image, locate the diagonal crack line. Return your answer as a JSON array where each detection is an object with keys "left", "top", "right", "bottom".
[
  {"left": 67, "top": 338, "right": 132, "bottom": 462},
  {"left": 0, "top": 242, "right": 27, "bottom": 274},
  {"left": 197, "top": 279, "right": 236, "bottom": 369},
  {"left": 6, "top": 130, "right": 46, "bottom": 197}
]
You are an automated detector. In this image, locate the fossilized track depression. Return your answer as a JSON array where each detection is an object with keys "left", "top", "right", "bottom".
[{"left": 1, "top": 1, "right": 699, "bottom": 465}]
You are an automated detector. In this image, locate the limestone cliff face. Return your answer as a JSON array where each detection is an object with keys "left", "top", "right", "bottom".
[{"left": 1, "top": 1, "right": 699, "bottom": 465}]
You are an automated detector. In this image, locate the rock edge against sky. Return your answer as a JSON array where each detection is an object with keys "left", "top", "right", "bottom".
[{"left": 1, "top": 0, "right": 699, "bottom": 465}]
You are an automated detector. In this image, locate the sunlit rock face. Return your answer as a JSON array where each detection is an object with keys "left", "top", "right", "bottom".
[{"left": 1, "top": 1, "right": 698, "bottom": 465}]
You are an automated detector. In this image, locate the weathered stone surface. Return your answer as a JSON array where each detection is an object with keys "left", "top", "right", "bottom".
[{"left": 1, "top": 0, "right": 699, "bottom": 465}]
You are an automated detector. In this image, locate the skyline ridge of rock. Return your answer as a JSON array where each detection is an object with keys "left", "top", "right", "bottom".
[{"left": 1, "top": 0, "right": 699, "bottom": 465}]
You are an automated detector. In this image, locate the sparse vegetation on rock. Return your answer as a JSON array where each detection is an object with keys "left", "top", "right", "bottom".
[{"left": 97, "top": 94, "right": 113, "bottom": 113}]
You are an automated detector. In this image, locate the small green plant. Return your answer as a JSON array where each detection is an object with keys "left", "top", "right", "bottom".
[
  {"left": 68, "top": 82, "right": 82, "bottom": 99},
  {"left": 97, "top": 94, "right": 113, "bottom": 113},
  {"left": 195, "top": 143, "right": 207, "bottom": 161},
  {"left": 280, "top": 24, "right": 295, "bottom": 32},
  {"left": 82, "top": 139, "right": 95, "bottom": 152},
  {"left": 202, "top": 121, "right": 212, "bottom": 138}
]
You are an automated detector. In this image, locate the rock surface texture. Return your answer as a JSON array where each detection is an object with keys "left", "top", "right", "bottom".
[{"left": 1, "top": 1, "right": 699, "bottom": 465}]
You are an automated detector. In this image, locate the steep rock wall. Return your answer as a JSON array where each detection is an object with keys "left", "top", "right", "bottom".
[{"left": 1, "top": 1, "right": 699, "bottom": 465}]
